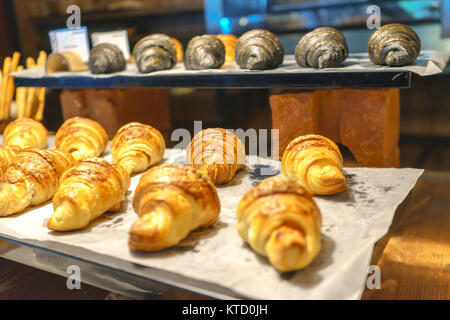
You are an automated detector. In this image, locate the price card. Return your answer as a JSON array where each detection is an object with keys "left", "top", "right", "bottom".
[
  {"left": 49, "top": 26, "right": 90, "bottom": 62},
  {"left": 91, "top": 30, "right": 131, "bottom": 60}
]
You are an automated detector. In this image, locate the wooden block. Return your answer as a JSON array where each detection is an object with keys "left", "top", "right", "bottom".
[
  {"left": 60, "top": 88, "right": 171, "bottom": 139},
  {"left": 270, "top": 91, "right": 319, "bottom": 156},
  {"left": 339, "top": 89, "right": 400, "bottom": 167}
]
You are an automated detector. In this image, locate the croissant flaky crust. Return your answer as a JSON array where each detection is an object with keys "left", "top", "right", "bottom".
[
  {"left": 111, "top": 122, "right": 165, "bottom": 175},
  {"left": 237, "top": 176, "right": 322, "bottom": 272},
  {"left": 0, "top": 148, "right": 75, "bottom": 217},
  {"left": 55, "top": 117, "right": 108, "bottom": 161},
  {"left": 0, "top": 145, "right": 21, "bottom": 175},
  {"left": 130, "top": 164, "right": 220, "bottom": 252},
  {"left": 4, "top": 118, "right": 48, "bottom": 149},
  {"left": 281, "top": 134, "right": 347, "bottom": 195},
  {"left": 186, "top": 128, "right": 246, "bottom": 185},
  {"left": 48, "top": 157, "right": 130, "bottom": 231},
  {"left": 282, "top": 134, "right": 347, "bottom": 195}
]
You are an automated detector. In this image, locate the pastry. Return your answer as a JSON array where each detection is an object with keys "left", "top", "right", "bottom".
[
  {"left": 235, "top": 29, "right": 284, "bottom": 70},
  {"left": 170, "top": 37, "right": 184, "bottom": 63},
  {"left": 216, "top": 34, "right": 238, "bottom": 62},
  {"left": 55, "top": 116, "right": 108, "bottom": 161},
  {"left": 368, "top": 23, "right": 421, "bottom": 67},
  {"left": 295, "top": 27, "right": 348, "bottom": 69},
  {"left": 184, "top": 34, "right": 225, "bottom": 70},
  {"left": 47, "top": 157, "right": 130, "bottom": 231},
  {"left": 237, "top": 176, "right": 322, "bottom": 272},
  {"left": 133, "top": 33, "right": 177, "bottom": 73},
  {"left": 281, "top": 134, "right": 347, "bottom": 195},
  {"left": 186, "top": 128, "right": 246, "bottom": 185},
  {"left": 0, "top": 145, "right": 20, "bottom": 175},
  {"left": 129, "top": 164, "right": 220, "bottom": 251},
  {"left": 111, "top": 122, "right": 166, "bottom": 175},
  {"left": 89, "top": 43, "right": 126, "bottom": 74},
  {"left": 0, "top": 148, "right": 75, "bottom": 217},
  {"left": 3, "top": 118, "right": 47, "bottom": 149}
]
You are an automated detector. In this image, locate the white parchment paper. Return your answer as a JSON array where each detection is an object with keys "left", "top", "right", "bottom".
[
  {"left": 0, "top": 140, "right": 423, "bottom": 300},
  {"left": 11, "top": 50, "right": 449, "bottom": 79}
]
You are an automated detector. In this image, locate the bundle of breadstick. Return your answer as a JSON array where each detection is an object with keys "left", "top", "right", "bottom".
[{"left": 15, "top": 51, "right": 47, "bottom": 121}]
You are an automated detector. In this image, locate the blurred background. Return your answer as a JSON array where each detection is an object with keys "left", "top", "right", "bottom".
[{"left": 0, "top": 0, "right": 448, "bottom": 171}]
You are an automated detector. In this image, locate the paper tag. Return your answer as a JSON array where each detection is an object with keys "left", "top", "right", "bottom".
[
  {"left": 91, "top": 30, "right": 131, "bottom": 60},
  {"left": 49, "top": 26, "right": 90, "bottom": 63}
]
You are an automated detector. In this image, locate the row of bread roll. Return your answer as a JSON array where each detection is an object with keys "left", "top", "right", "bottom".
[{"left": 0, "top": 115, "right": 347, "bottom": 273}]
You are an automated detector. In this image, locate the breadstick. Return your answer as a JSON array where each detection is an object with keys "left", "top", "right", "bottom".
[
  {"left": 0, "top": 57, "right": 11, "bottom": 120},
  {"left": 34, "top": 51, "right": 47, "bottom": 121},
  {"left": 4, "top": 52, "right": 21, "bottom": 119},
  {"left": 15, "top": 65, "right": 26, "bottom": 118},
  {"left": 24, "top": 57, "right": 37, "bottom": 118}
]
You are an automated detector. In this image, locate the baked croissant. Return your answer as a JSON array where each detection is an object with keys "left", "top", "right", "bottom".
[
  {"left": 235, "top": 29, "right": 284, "bottom": 70},
  {"left": 0, "top": 145, "right": 21, "bottom": 175},
  {"left": 129, "top": 164, "right": 220, "bottom": 251},
  {"left": 0, "top": 148, "right": 75, "bottom": 217},
  {"left": 4, "top": 118, "right": 48, "bottom": 149},
  {"left": 55, "top": 117, "right": 108, "bottom": 161},
  {"left": 184, "top": 35, "right": 225, "bottom": 70},
  {"left": 216, "top": 34, "right": 238, "bottom": 62},
  {"left": 295, "top": 27, "right": 348, "bottom": 69},
  {"left": 133, "top": 33, "right": 177, "bottom": 73},
  {"left": 47, "top": 157, "right": 130, "bottom": 231},
  {"left": 368, "top": 23, "right": 421, "bottom": 67},
  {"left": 186, "top": 128, "right": 246, "bottom": 185},
  {"left": 111, "top": 122, "right": 166, "bottom": 175},
  {"left": 281, "top": 134, "right": 347, "bottom": 195},
  {"left": 237, "top": 176, "right": 322, "bottom": 272},
  {"left": 89, "top": 43, "right": 126, "bottom": 74},
  {"left": 170, "top": 37, "right": 184, "bottom": 63}
]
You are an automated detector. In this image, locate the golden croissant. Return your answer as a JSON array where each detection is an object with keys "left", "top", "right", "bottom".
[
  {"left": 55, "top": 116, "right": 108, "bottom": 161},
  {"left": 129, "top": 164, "right": 221, "bottom": 251},
  {"left": 0, "top": 148, "right": 75, "bottom": 217},
  {"left": 111, "top": 122, "right": 165, "bottom": 175},
  {"left": 0, "top": 145, "right": 21, "bottom": 175},
  {"left": 47, "top": 158, "right": 130, "bottom": 231},
  {"left": 186, "top": 128, "right": 246, "bottom": 185},
  {"left": 4, "top": 118, "right": 48, "bottom": 149},
  {"left": 237, "top": 176, "right": 322, "bottom": 272},
  {"left": 282, "top": 134, "right": 347, "bottom": 195}
]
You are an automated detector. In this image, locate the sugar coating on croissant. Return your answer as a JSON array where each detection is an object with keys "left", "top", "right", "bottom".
[
  {"left": 0, "top": 148, "right": 75, "bottom": 217},
  {"left": 111, "top": 122, "right": 165, "bottom": 175},
  {"left": 130, "top": 164, "right": 221, "bottom": 251},
  {"left": 48, "top": 157, "right": 130, "bottom": 231},
  {"left": 237, "top": 176, "right": 322, "bottom": 272},
  {"left": 282, "top": 134, "right": 347, "bottom": 195},
  {"left": 186, "top": 128, "right": 246, "bottom": 185},
  {"left": 4, "top": 118, "right": 48, "bottom": 149},
  {"left": 0, "top": 145, "right": 21, "bottom": 175},
  {"left": 55, "top": 117, "right": 108, "bottom": 161}
]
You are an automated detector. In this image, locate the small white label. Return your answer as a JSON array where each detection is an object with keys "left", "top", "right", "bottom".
[
  {"left": 49, "top": 26, "right": 90, "bottom": 62},
  {"left": 91, "top": 30, "right": 131, "bottom": 60}
]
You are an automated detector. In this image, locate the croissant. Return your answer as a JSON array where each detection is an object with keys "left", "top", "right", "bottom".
[
  {"left": 0, "top": 145, "right": 21, "bottom": 175},
  {"left": 184, "top": 35, "right": 225, "bottom": 70},
  {"left": 89, "top": 43, "right": 126, "bottom": 74},
  {"left": 55, "top": 117, "right": 108, "bottom": 161},
  {"left": 170, "top": 37, "right": 184, "bottom": 63},
  {"left": 281, "top": 134, "right": 347, "bottom": 195},
  {"left": 235, "top": 29, "right": 284, "bottom": 70},
  {"left": 295, "top": 27, "right": 348, "bottom": 69},
  {"left": 129, "top": 164, "right": 220, "bottom": 251},
  {"left": 186, "top": 128, "right": 246, "bottom": 185},
  {"left": 216, "top": 34, "right": 238, "bottom": 62},
  {"left": 0, "top": 148, "right": 75, "bottom": 217},
  {"left": 133, "top": 33, "right": 177, "bottom": 73},
  {"left": 111, "top": 122, "right": 166, "bottom": 175},
  {"left": 3, "top": 118, "right": 47, "bottom": 149},
  {"left": 237, "top": 176, "right": 322, "bottom": 272},
  {"left": 47, "top": 158, "right": 130, "bottom": 231},
  {"left": 368, "top": 23, "right": 421, "bottom": 67}
]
